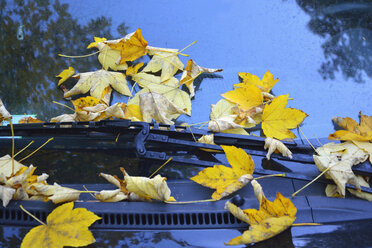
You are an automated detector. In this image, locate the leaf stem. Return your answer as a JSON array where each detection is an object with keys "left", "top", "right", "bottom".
[
  {"left": 165, "top": 198, "right": 217, "bottom": 204},
  {"left": 149, "top": 157, "right": 173, "bottom": 178},
  {"left": 10, "top": 120, "right": 14, "bottom": 175},
  {"left": 20, "top": 205, "right": 46, "bottom": 226},
  {"left": 292, "top": 223, "right": 322, "bottom": 226},
  {"left": 254, "top": 173, "right": 286, "bottom": 180},
  {"left": 147, "top": 46, "right": 189, "bottom": 57},
  {"left": 14, "top": 141, "right": 34, "bottom": 158},
  {"left": 19, "top": 138, "right": 54, "bottom": 162},
  {"left": 52, "top": 101, "right": 75, "bottom": 112},
  {"left": 179, "top": 40, "right": 197, "bottom": 53},
  {"left": 298, "top": 125, "right": 318, "bottom": 154},
  {"left": 291, "top": 164, "right": 336, "bottom": 198},
  {"left": 58, "top": 51, "right": 99, "bottom": 58}
]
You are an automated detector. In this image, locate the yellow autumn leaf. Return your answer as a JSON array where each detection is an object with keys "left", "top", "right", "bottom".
[
  {"left": 314, "top": 141, "right": 369, "bottom": 197},
  {"left": 18, "top": 116, "right": 44, "bottom": 124},
  {"left": 0, "top": 154, "right": 26, "bottom": 179},
  {"left": 123, "top": 168, "right": 176, "bottom": 202},
  {"left": 126, "top": 61, "right": 144, "bottom": 76},
  {"left": 232, "top": 104, "right": 263, "bottom": 129},
  {"left": 87, "top": 36, "right": 107, "bottom": 49},
  {"left": 106, "top": 28, "right": 148, "bottom": 63},
  {"left": 208, "top": 99, "right": 244, "bottom": 132},
  {"left": 352, "top": 140, "right": 372, "bottom": 164},
  {"left": 264, "top": 137, "right": 292, "bottom": 160},
  {"left": 139, "top": 92, "right": 186, "bottom": 125},
  {"left": 121, "top": 103, "right": 143, "bottom": 122},
  {"left": 0, "top": 185, "right": 16, "bottom": 207},
  {"left": 0, "top": 99, "right": 12, "bottom": 124},
  {"left": 261, "top": 94, "right": 308, "bottom": 140},
  {"left": 225, "top": 180, "right": 297, "bottom": 245},
  {"left": 180, "top": 59, "right": 222, "bottom": 98},
  {"left": 190, "top": 145, "right": 254, "bottom": 200},
  {"left": 128, "top": 73, "right": 191, "bottom": 118},
  {"left": 97, "top": 42, "right": 128, "bottom": 71},
  {"left": 329, "top": 112, "right": 372, "bottom": 142},
  {"left": 20, "top": 202, "right": 101, "bottom": 248},
  {"left": 143, "top": 48, "right": 184, "bottom": 82},
  {"left": 235, "top": 70, "right": 278, "bottom": 92},
  {"left": 221, "top": 84, "right": 263, "bottom": 111},
  {"left": 56, "top": 67, "right": 75, "bottom": 86},
  {"left": 71, "top": 96, "right": 101, "bottom": 112},
  {"left": 64, "top": 69, "right": 131, "bottom": 99}
]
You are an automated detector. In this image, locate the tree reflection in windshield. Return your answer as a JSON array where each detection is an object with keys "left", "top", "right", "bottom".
[
  {"left": 297, "top": 0, "right": 372, "bottom": 83},
  {"left": 0, "top": 0, "right": 128, "bottom": 119}
]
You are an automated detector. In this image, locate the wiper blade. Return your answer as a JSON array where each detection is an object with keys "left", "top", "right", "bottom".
[{"left": 0, "top": 120, "right": 370, "bottom": 193}]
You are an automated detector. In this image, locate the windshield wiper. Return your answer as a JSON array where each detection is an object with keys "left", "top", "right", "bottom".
[{"left": 0, "top": 120, "right": 370, "bottom": 194}]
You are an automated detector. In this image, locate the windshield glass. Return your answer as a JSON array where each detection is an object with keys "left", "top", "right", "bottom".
[{"left": 1, "top": 0, "right": 371, "bottom": 138}]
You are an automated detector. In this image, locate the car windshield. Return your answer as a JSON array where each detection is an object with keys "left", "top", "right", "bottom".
[{"left": 0, "top": 1, "right": 371, "bottom": 247}]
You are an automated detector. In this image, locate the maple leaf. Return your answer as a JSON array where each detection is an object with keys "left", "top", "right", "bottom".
[
  {"left": 18, "top": 116, "right": 44, "bottom": 124},
  {"left": 71, "top": 96, "right": 101, "bottom": 112},
  {"left": 21, "top": 202, "right": 101, "bottom": 248},
  {"left": 87, "top": 36, "right": 107, "bottom": 49},
  {"left": 0, "top": 154, "right": 26, "bottom": 179},
  {"left": 261, "top": 94, "right": 308, "bottom": 140},
  {"left": 139, "top": 92, "right": 187, "bottom": 125},
  {"left": 190, "top": 145, "right": 254, "bottom": 200},
  {"left": 128, "top": 73, "right": 191, "bottom": 118},
  {"left": 64, "top": 69, "right": 131, "bottom": 99},
  {"left": 208, "top": 99, "right": 247, "bottom": 134},
  {"left": 329, "top": 112, "right": 372, "bottom": 142},
  {"left": 126, "top": 61, "right": 144, "bottom": 76},
  {"left": 142, "top": 48, "right": 184, "bottom": 82},
  {"left": 235, "top": 70, "right": 278, "bottom": 92},
  {"left": 314, "top": 142, "right": 369, "bottom": 197},
  {"left": 106, "top": 28, "right": 148, "bottom": 63},
  {"left": 221, "top": 84, "right": 263, "bottom": 111},
  {"left": 0, "top": 99, "right": 11, "bottom": 124},
  {"left": 56, "top": 67, "right": 75, "bottom": 86},
  {"left": 97, "top": 42, "right": 128, "bottom": 71},
  {"left": 225, "top": 180, "right": 297, "bottom": 245},
  {"left": 180, "top": 59, "right": 222, "bottom": 98},
  {"left": 352, "top": 140, "right": 372, "bottom": 164},
  {"left": 264, "top": 137, "right": 292, "bottom": 160}
]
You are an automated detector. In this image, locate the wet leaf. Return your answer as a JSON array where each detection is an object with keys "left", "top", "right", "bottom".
[
  {"left": 20, "top": 202, "right": 101, "bottom": 248},
  {"left": 0, "top": 99, "right": 11, "bottom": 124},
  {"left": 18, "top": 116, "right": 44, "bottom": 124},
  {"left": 97, "top": 42, "right": 128, "bottom": 71},
  {"left": 106, "top": 28, "right": 148, "bottom": 63},
  {"left": 123, "top": 168, "right": 176, "bottom": 202},
  {"left": 314, "top": 142, "right": 369, "bottom": 197},
  {"left": 87, "top": 36, "right": 107, "bottom": 49},
  {"left": 180, "top": 59, "right": 222, "bottom": 98},
  {"left": 264, "top": 137, "right": 292, "bottom": 160},
  {"left": 208, "top": 99, "right": 244, "bottom": 132},
  {"left": 56, "top": 67, "right": 75, "bottom": 86},
  {"left": 139, "top": 92, "right": 186, "bottom": 125},
  {"left": 329, "top": 113, "right": 372, "bottom": 142},
  {"left": 129, "top": 73, "right": 191, "bottom": 118},
  {"left": 235, "top": 70, "right": 278, "bottom": 93},
  {"left": 262, "top": 94, "right": 308, "bottom": 140},
  {"left": 221, "top": 84, "right": 263, "bottom": 111},
  {"left": 190, "top": 145, "right": 254, "bottom": 200},
  {"left": 64, "top": 69, "right": 131, "bottom": 99},
  {"left": 143, "top": 48, "right": 184, "bottom": 82},
  {"left": 225, "top": 180, "right": 296, "bottom": 245}
]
